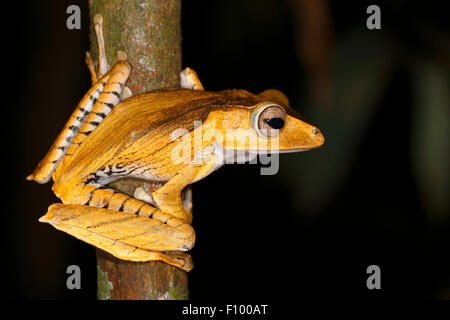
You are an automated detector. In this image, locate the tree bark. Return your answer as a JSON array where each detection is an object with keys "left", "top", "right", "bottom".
[{"left": 88, "top": 0, "right": 189, "bottom": 300}]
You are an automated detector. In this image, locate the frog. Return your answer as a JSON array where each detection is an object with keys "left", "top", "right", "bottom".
[{"left": 26, "top": 14, "right": 324, "bottom": 271}]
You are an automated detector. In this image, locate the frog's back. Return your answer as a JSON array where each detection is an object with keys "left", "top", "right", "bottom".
[{"left": 53, "top": 88, "right": 253, "bottom": 185}]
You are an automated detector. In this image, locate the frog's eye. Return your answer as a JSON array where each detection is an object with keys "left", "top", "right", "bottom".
[{"left": 253, "top": 103, "right": 286, "bottom": 137}]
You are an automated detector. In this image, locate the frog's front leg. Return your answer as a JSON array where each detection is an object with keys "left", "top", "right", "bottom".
[
  {"left": 151, "top": 165, "right": 199, "bottom": 224},
  {"left": 152, "top": 154, "right": 220, "bottom": 224}
]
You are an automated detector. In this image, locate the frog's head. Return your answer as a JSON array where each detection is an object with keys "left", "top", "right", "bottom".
[
  {"left": 204, "top": 89, "right": 324, "bottom": 154},
  {"left": 250, "top": 89, "right": 324, "bottom": 152}
]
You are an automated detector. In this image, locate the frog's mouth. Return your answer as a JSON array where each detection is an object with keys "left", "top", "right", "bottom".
[
  {"left": 223, "top": 147, "right": 312, "bottom": 155},
  {"left": 217, "top": 147, "right": 312, "bottom": 164},
  {"left": 252, "top": 148, "right": 312, "bottom": 154}
]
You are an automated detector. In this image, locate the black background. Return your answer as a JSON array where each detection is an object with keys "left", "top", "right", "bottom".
[{"left": 3, "top": 0, "right": 449, "bottom": 300}]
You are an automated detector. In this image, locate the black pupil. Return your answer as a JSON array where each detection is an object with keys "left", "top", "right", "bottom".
[{"left": 266, "top": 117, "right": 284, "bottom": 129}]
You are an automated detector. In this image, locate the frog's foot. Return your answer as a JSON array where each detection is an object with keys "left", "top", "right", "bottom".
[
  {"left": 85, "top": 51, "right": 97, "bottom": 84},
  {"left": 134, "top": 186, "right": 193, "bottom": 214},
  {"left": 86, "top": 13, "right": 122, "bottom": 84},
  {"left": 182, "top": 187, "right": 193, "bottom": 214},
  {"left": 122, "top": 86, "right": 132, "bottom": 100},
  {"left": 134, "top": 187, "right": 156, "bottom": 205},
  {"left": 40, "top": 203, "right": 194, "bottom": 271},
  {"left": 93, "top": 13, "right": 110, "bottom": 77},
  {"left": 160, "top": 251, "right": 193, "bottom": 271},
  {"left": 180, "top": 67, "right": 204, "bottom": 91}
]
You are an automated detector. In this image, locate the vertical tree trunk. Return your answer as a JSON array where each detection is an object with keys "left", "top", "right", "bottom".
[{"left": 88, "top": 0, "right": 189, "bottom": 300}]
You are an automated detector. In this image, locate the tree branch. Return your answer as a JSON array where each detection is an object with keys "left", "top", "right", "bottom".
[{"left": 88, "top": 0, "right": 188, "bottom": 300}]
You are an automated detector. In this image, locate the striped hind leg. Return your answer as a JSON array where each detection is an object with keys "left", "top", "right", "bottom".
[
  {"left": 26, "top": 60, "right": 131, "bottom": 184},
  {"left": 87, "top": 14, "right": 132, "bottom": 98},
  {"left": 63, "top": 60, "right": 131, "bottom": 157}
]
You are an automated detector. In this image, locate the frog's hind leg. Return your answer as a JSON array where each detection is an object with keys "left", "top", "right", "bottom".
[
  {"left": 40, "top": 203, "right": 194, "bottom": 271},
  {"left": 49, "top": 182, "right": 195, "bottom": 271},
  {"left": 26, "top": 61, "right": 131, "bottom": 184},
  {"left": 63, "top": 60, "right": 131, "bottom": 157},
  {"left": 59, "top": 183, "right": 194, "bottom": 240},
  {"left": 62, "top": 13, "right": 133, "bottom": 158},
  {"left": 27, "top": 13, "right": 131, "bottom": 184}
]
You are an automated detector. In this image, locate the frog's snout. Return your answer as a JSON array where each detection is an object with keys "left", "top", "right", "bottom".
[{"left": 311, "top": 126, "right": 325, "bottom": 147}]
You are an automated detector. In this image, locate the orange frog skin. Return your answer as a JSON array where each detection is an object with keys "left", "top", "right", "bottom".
[{"left": 26, "top": 14, "right": 324, "bottom": 271}]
